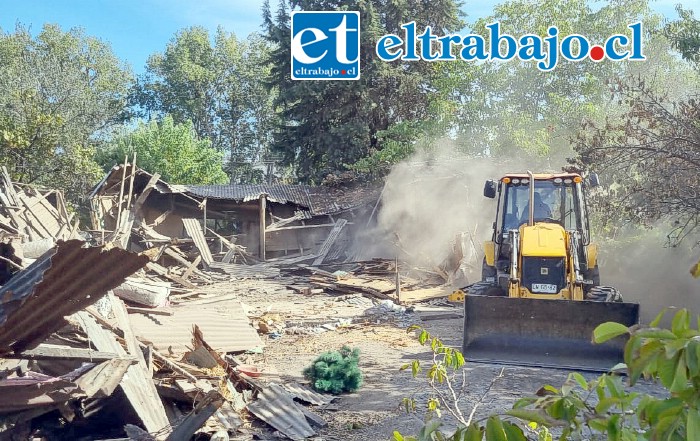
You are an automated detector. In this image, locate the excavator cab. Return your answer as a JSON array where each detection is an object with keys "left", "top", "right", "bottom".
[{"left": 463, "top": 172, "right": 639, "bottom": 371}]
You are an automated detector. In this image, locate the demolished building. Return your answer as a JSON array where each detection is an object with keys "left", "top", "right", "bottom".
[{"left": 89, "top": 164, "right": 382, "bottom": 262}]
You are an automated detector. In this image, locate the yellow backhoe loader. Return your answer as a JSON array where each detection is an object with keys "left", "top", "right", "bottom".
[{"left": 462, "top": 171, "right": 639, "bottom": 371}]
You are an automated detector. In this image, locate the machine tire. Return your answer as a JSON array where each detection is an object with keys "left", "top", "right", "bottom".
[
  {"left": 482, "top": 257, "right": 497, "bottom": 283},
  {"left": 586, "top": 285, "right": 623, "bottom": 303},
  {"left": 468, "top": 281, "right": 507, "bottom": 297},
  {"left": 583, "top": 265, "right": 601, "bottom": 292}
]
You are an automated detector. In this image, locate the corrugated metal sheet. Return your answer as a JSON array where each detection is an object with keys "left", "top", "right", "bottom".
[
  {"left": 91, "top": 165, "right": 382, "bottom": 216},
  {"left": 186, "top": 184, "right": 313, "bottom": 207},
  {"left": 182, "top": 218, "right": 214, "bottom": 265},
  {"left": 128, "top": 301, "right": 263, "bottom": 354},
  {"left": 247, "top": 383, "right": 315, "bottom": 440},
  {"left": 0, "top": 240, "right": 149, "bottom": 354},
  {"left": 282, "top": 382, "right": 333, "bottom": 406}
]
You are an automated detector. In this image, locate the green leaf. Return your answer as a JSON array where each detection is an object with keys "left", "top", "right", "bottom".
[
  {"left": 605, "top": 375, "right": 625, "bottom": 398},
  {"left": 672, "top": 309, "right": 690, "bottom": 336},
  {"left": 418, "top": 420, "right": 442, "bottom": 441},
  {"left": 394, "top": 431, "right": 405, "bottom": 441},
  {"left": 399, "top": 363, "right": 410, "bottom": 371},
  {"left": 633, "top": 329, "right": 678, "bottom": 339},
  {"left": 689, "top": 340, "right": 700, "bottom": 377},
  {"left": 687, "top": 410, "right": 700, "bottom": 441},
  {"left": 658, "top": 353, "right": 681, "bottom": 388},
  {"left": 455, "top": 351, "right": 465, "bottom": 368},
  {"left": 411, "top": 360, "right": 421, "bottom": 377},
  {"left": 419, "top": 330, "right": 429, "bottom": 345},
  {"left": 485, "top": 417, "right": 507, "bottom": 441},
  {"left": 506, "top": 409, "right": 552, "bottom": 426},
  {"left": 464, "top": 422, "right": 483, "bottom": 441},
  {"left": 569, "top": 372, "right": 589, "bottom": 390},
  {"left": 607, "top": 414, "right": 621, "bottom": 441},
  {"left": 669, "top": 355, "right": 688, "bottom": 393},
  {"left": 650, "top": 309, "right": 667, "bottom": 327},
  {"left": 502, "top": 421, "right": 526, "bottom": 441},
  {"left": 593, "top": 322, "right": 629, "bottom": 343}
]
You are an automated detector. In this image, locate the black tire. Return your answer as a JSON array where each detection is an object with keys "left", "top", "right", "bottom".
[
  {"left": 583, "top": 265, "right": 601, "bottom": 293},
  {"left": 482, "top": 257, "right": 497, "bottom": 282},
  {"left": 586, "top": 285, "right": 623, "bottom": 303},
  {"left": 468, "top": 281, "right": 507, "bottom": 297}
]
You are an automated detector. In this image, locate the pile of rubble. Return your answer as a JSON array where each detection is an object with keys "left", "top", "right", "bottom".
[
  {"left": 0, "top": 164, "right": 473, "bottom": 440},
  {"left": 0, "top": 169, "right": 338, "bottom": 440}
]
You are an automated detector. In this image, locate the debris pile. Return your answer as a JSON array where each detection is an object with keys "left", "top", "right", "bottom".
[{"left": 0, "top": 165, "right": 472, "bottom": 440}]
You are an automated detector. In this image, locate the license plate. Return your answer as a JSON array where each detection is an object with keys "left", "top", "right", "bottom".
[{"left": 532, "top": 283, "right": 558, "bottom": 293}]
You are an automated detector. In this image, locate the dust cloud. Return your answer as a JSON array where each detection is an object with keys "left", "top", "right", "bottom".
[
  {"left": 599, "top": 234, "right": 700, "bottom": 324},
  {"left": 355, "top": 144, "right": 700, "bottom": 325},
  {"left": 355, "top": 144, "right": 550, "bottom": 278}
]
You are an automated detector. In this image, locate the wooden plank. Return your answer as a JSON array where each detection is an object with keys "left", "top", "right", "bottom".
[
  {"left": 146, "top": 262, "right": 197, "bottom": 289},
  {"left": 265, "top": 211, "right": 309, "bottom": 232},
  {"left": 9, "top": 344, "right": 120, "bottom": 362},
  {"left": 165, "top": 390, "right": 224, "bottom": 441},
  {"left": 150, "top": 209, "right": 172, "bottom": 227},
  {"left": 259, "top": 195, "right": 266, "bottom": 261},
  {"left": 266, "top": 223, "right": 336, "bottom": 231},
  {"left": 132, "top": 172, "right": 160, "bottom": 218},
  {"left": 182, "top": 218, "right": 213, "bottom": 265},
  {"left": 221, "top": 248, "right": 235, "bottom": 264},
  {"left": 126, "top": 307, "right": 174, "bottom": 316},
  {"left": 313, "top": 219, "right": 348, "bottom": 265},
  {"left": 182, "top": 255, "right": 202, "bottom": 280}
]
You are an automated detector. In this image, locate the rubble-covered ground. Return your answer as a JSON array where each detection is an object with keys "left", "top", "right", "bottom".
[{"left": 205, "top": 277, "right": 666, "bottom": 441}]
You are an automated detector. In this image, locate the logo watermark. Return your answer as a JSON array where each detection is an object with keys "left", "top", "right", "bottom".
[
  {"left": 290, "top": 13, "right": 645, "bottom": 79},
  {"left": 291, "top": 11, "right": 360, "bottom": 80},
  {"left": 376, "top": 21, "right": 645, "bottom": 71}
]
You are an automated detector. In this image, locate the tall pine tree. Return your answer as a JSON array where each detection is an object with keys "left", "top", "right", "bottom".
[{"left": 263, "top": 0, "right": 464, "bottom": 182}]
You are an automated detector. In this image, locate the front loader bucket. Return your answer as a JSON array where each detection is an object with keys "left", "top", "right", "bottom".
[{"left": 463, "top": 296, "right": 640, "bottom": 372}]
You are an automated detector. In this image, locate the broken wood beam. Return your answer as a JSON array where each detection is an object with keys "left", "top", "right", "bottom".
[
  {"left": 8, "top": 345, "right": 121, "bottom": 362},
  {"left": 165, "top": 390, "right": 224, "bottom": 441},
  {"left": 259, "top": 194, "right": 267, "bottom": 261}
]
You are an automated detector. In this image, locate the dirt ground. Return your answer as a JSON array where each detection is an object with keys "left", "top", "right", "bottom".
[{"left": 196, "top": 277, "right": 664, "bottom": 441}]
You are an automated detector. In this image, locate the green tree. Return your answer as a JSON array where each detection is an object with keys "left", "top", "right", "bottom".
[
  {"left": 134, "top": 27, "right": 277, "bottom": 183},
  {"left": 456, "top": 0, "right": 680, "bottom": 161},
  {"left": 0, "top": 24, "right": 133, "bottom": 202},
  {"left": 264, "top": 0, "right": 465, "bottom": 182},
  {"left": 97, "top": 115, "right": 228, "bottom": 185}
]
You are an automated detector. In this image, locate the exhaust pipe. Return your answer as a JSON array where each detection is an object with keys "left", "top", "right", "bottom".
[{"left": 527, "top": 170, "right": 535, "bottom": 226}]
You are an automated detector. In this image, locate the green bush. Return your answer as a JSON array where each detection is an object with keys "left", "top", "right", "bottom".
[{"left": 303, "top": 346, "right": 363, "bottom": 394}]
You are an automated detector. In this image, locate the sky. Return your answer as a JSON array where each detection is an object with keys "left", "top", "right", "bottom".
[{"left": 0, "top": 0, "right": 689, "bottom": 75}]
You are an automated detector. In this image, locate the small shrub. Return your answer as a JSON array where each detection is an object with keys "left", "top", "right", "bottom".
[{"left": 303, "top": 346, "right": 363, "bottom": 394}]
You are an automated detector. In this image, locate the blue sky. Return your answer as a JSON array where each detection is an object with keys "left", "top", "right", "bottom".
[{"left": 0, "top": 0, "right": 689, "bottom": 74}]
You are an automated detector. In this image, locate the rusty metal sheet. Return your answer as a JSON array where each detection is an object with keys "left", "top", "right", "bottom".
[
  {"left": 247, "top": 383, "right": 315, "bottom": 440},
  {"left": 128, "top": 301, "right": 263, "bottom": 355},
  {"left": 0, "top": 240, "right": 149, "bottom": 354}
]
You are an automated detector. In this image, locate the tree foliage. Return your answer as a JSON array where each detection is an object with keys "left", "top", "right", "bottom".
[
  {"left": 0, "top": 24, "right": 133, "bottom": 201},
  {"left": 455, "top": 0, "right": 673, "bottom": 161},
  {"left": 264, "top": 0, "right": 465, "bottom": 182},
  {"left": 303, "top": 346, "right": 363, "bottom": 394},
  {"left": 397, "top": 312, "right": 700, "bottom": 440},
  {"left": 96, "top": 115, "right": 228, "bottom": 185},
  {"left": 134, "top": 27, "right": 277, "bottom": 183},
  {"left": 571, "top": 77, "right": 700, "bottom": 244}
]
